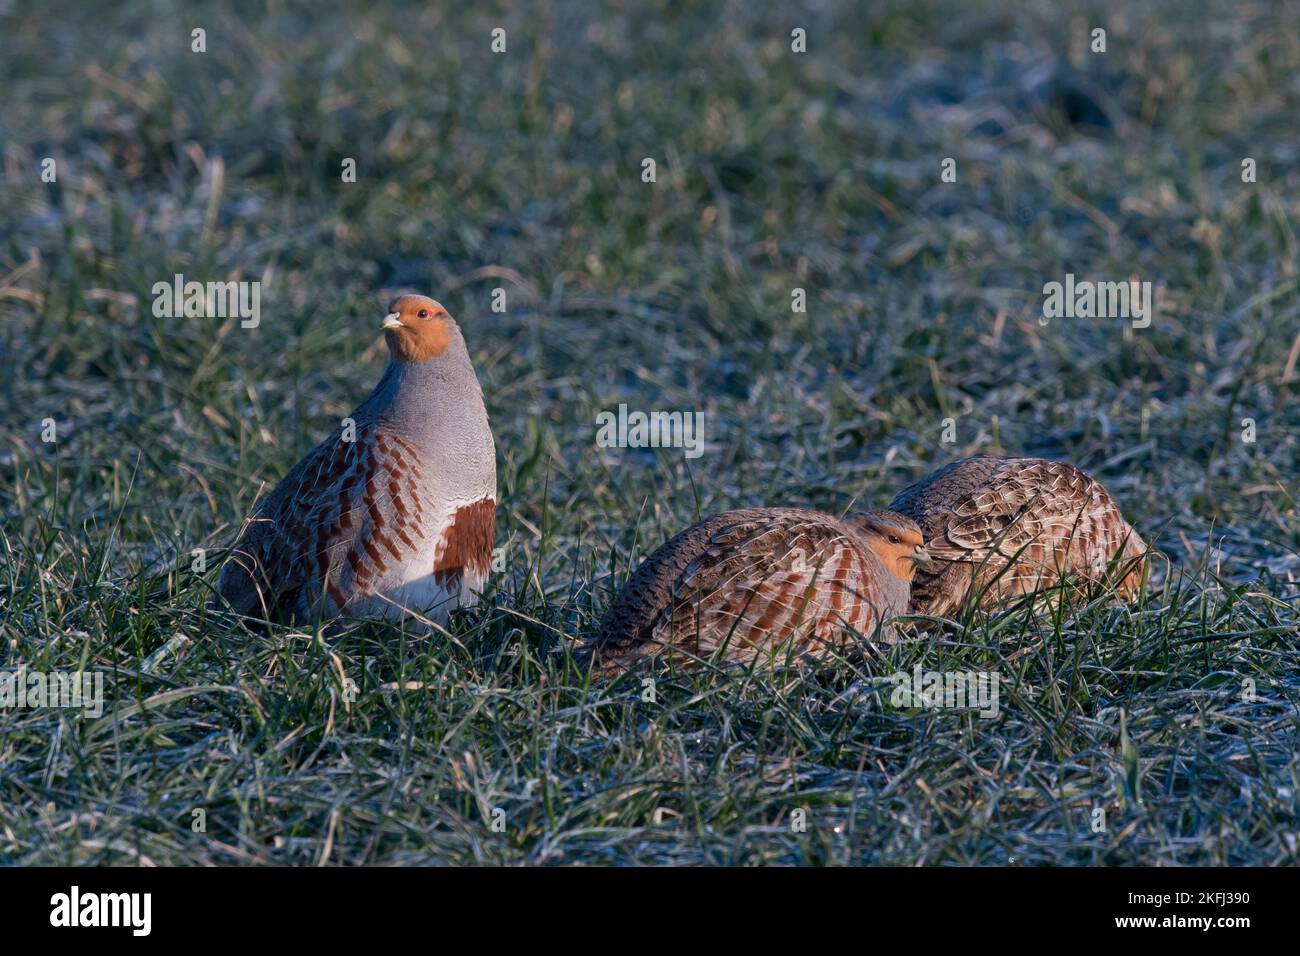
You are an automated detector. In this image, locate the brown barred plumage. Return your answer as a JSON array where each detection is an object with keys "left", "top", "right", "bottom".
[
  {"left": 585, "top": 508, "right": 929, "bottom": 676},
  {"left": 889, "top": 455, "right": 1150, "bottom": 617},
  {"left": 211, "top": 295, "right": 496, "bottom": 627}
]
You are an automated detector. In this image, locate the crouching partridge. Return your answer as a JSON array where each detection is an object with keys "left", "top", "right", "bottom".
[
  {"left": 584, "top": 508, "right": 931, "bottom": 676},
  {"left": 889, "top": 455, "right": 1150, "bottom": 617},
  {"left": 210, "top": 295, "right": 496, "bottom": 627}
]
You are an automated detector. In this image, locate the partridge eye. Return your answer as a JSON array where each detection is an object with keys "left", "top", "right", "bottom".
[
  {"left": 888, "top": 534, "right": 900, "bottom": 544},
  {"left": 417, "top": 309, "right": 429, "bottom": 319}
]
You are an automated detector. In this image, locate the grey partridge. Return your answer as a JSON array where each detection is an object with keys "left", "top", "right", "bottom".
[
  {"left": 586, "top": 508, "right": 930, "bottom": 676},
  {"left": 889, "top": 455, "right": 1150, "bottom": 617},
  {"left": 210, "top": 295, "right": 497, "bottom": 627}
]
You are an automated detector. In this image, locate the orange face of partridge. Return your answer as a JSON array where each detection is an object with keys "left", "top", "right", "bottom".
[
  {"left": 382, "top": 295, "right": 453, "bottom": 362},
  {"left": 850, "top": 511, "right": 933, "bottom": 581}
]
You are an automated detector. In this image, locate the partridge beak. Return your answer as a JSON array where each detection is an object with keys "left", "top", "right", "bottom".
[
  {"left": 910, "top": 545, "right": 936, "bottom": 569},
  {"left": 381, "top": 313, "right": 404, "bottom": 331}
]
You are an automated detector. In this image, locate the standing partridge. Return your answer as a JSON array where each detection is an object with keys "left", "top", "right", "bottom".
[
  {"left": 888, "top": 455, "right": 1150, "bottom": 617},
  {"left": 210, "top": 295, "right": 496, "bottom": 627},
  {"left": 585, "top": 508, "right": 930, "bottom": 676}
]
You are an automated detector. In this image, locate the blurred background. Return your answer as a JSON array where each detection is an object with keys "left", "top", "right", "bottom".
[{"left": 3, "top": 1, "right": 1297, "bottom": 588}]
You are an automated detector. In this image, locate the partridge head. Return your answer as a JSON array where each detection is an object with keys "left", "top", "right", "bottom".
[
  {"left": 845, "top": 510, "right": 933, "bottom": 582},
  {"left": 382, "top": 294, "right": 456, "bottom": 362}
]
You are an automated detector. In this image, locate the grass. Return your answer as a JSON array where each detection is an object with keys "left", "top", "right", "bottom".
[{"left": 1, "top": 0, "right": 1297, "bottom": 865}]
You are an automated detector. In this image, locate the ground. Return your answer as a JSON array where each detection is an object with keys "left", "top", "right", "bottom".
[{"left": 0, "top": 0, "right": 1297, "bottom": 865}]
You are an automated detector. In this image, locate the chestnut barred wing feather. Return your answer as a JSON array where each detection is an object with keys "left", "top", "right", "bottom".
[
  {"left": 213, "top": 425, "right": 495, "bottom": 624},
  {"left": 213, "top": 423, "right": 365, "bottom": 620},
  {"left": 890, "top": 456, "right": 1150, "bottom": 616},
  {"left": 590, "top": 508, "right": 906, "bottom": 674}
]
